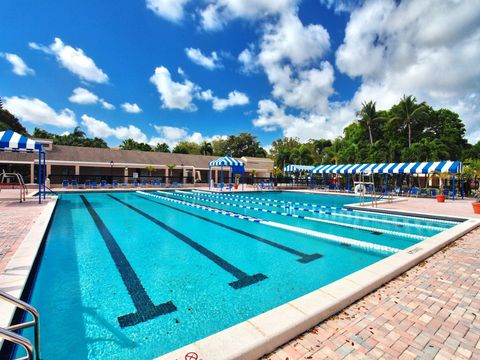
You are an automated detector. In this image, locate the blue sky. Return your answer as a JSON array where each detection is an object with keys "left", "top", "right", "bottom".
[{"left": 1, "top": 0, "right": 479, "bottom": 149}]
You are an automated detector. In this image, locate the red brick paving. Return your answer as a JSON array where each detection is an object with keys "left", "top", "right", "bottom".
[
  {"left": 0, "top": 199, "right": 49, "bottom": 272},
  {"left": 264, "top": 228, "right": 480, "bottom": 360}
]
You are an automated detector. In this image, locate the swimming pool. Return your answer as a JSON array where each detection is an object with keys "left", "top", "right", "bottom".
[{"left": 17, "top": 190, "right": 458, "bottom": 359}]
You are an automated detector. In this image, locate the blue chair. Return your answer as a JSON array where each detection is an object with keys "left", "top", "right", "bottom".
[
  {"left": 91, "top": 181, "right": 98, "bottom": 188},
  {"left": 133, "top": 180, "right": 139, "bottom": 187},
  {"left": 155, "top": 179, "right": 161, "bottom": 186},
  {"left": 259, "top": 182, "right": 265, "bottom": 190},
  {"left": 150, "top": 180, "right": 155, "bottom": 186},
  {"left": 62, "top": 180, "right": 69, "bottom": 188},
  {"left": 429, "top": 189, "right": 437, "bottom": 197},
  {"left": 101, "top": 180, "right": 107, "bottom": 188},
  {"left": 122, "top": 182, "right": 128, "bottom": 187},
  {"left": 172, "top": 182, "right": 178, "bottom": 188},
  {"left": 84, "top": 179, "right": 91, "bottom": 188},
  {"left": 141, "top": 180, "right": 147, "bottom": 187},
  {"left": 443, "top": 189, "right": 449, "bottom": 196},
  {"left": 420, "top": 188, "right": 427, "bottom": 197},
  {"left": 411, "top": 187, "right": 419, "bottom": 197},
  {"left": 71, "top": 180, "right": 78, "bottom": 188},
  {"left": 113, "top": 180, "right": 119, "bottom": 187},
  {"left": 227, "top": 183, "right": 233, "bottom": 191},
  {"left": 328, "top": 183, "right": 335, "bottom": 191},
  {"left": 402, "top": 187, "right": 410, "bottom": 196}
]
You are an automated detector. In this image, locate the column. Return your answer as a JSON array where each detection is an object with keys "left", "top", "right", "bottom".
[
  {"left": 124, "top": 167, "right": 129, "bottom": 184},
  {"left": 215, "top": 169, "right": 218, "bottom": 183},
  {"left": 182, "top": 167, "right": 186, "bottom": 184},
  {"left": 30, "top": 163, "right": 35, "bottom": 183}
]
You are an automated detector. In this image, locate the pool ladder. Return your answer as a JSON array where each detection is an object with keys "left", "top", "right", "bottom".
[{"left": 0, "top": 290, "right": 40, "bottom": 360}]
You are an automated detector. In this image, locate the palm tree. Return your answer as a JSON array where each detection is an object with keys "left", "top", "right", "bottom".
[
  {"left": 394, "top": 95, "right": 426, "bottom": 148},
  {"left": 72, "top": 126, "right": 86, "bottom": 139},
  {"left": 292, "top": 145, "right": 313, "bottom": 165},
  {"left": 357, "top": 101, "right": 381, "bottom": 145},
  {"left": 199, "top": 141, "right": 213, "bottom": 155}
]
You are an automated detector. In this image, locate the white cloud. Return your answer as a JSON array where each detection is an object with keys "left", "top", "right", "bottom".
[
  {"left": 3, "top": 96, "right": 76, "bottom": 128},
  {"left": 257, "top": 12, "right": 333, "bottom": 112},
  {"left": 199, "top": 0, "right": 297, "bottom": 30},
  {"left": 68, "top": 87, "right": 98, "bottom": 104},
  {"left": 150, "top": 66, "right": 198, "bottom": 111},
  {"left": 68, "top": 87, "right": 115, "bottom": 110},
  {"left": 29, "top": 37, "right": 108, "bottom": 83},
  {"left": 198, "top": 89, "right": 249, "bottom": 111},
  {"left": 212, "top": 91, "right": 249, "bottom": 111},
  {"left": 81, "top": 114, "right": 147, "bottom": 142},
  {"left": 252, "top": 99, "right": 339, "bottom": 141},
  {"left": 100, "top": 100, "right": 115, "bottom": 110},
  {"left": 150, "top": 125, "right": 227, "bottom": 148},
  {"left": 146, "top": 0, "right": 190, "bottom": 22},
  {"left": 121, "top": 102, "right": 142, "bottom": 113},
  {"left": 185, "top": 48, "right": 221, "bottom": 70},
  {"left": 1, "top": 53, "right": 34, "bottom": 76},
  {"left": 334, "top": 0, "right": 480, "bottom": 142},
  {"left": 238, "top": 47, "right": 258, "bottom": 73}
]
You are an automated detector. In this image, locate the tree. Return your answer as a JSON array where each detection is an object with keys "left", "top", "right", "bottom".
[
  {"left": 391, "top": 95, "right": 427, "bottom": 148},
  {"left": 0, "top": 106, "right": 29, "bottom": 135},
  {"left": 145, "top": 165, "right": 156, "bottom": 176},
  {"left": 220, "top": 133, "right": 267, "bottom": 157},
  {"left": 172, "top": 141, "right": 200, "bottom": 154},
  {"left": 291, "top": 144, "right": 313, "bottom": 165},
  {"left": 154, "top": 143, "right": 170, "bottom": 153},
  {"left": 120, "top": 138, "right": 152, "bottom": 151},
  {"left": 199, "top": 141, "right": 213, "bottom": 155},
  {"left": 357, "top": 101, "right": 382, "bottom": 145}
]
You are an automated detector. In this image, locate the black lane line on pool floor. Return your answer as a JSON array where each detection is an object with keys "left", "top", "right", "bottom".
[
  {"left": 108, "top": 195, "right": 267, "bottom": 289},
  {"left": 136, "top": 194, "right": 322, "bottom": 264},
  {"left": 80, "top": 195, "right": 177, "bottom": 328}
]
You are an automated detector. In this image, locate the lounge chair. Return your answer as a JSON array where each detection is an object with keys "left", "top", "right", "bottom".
[
  {"left": 429, "top": 189, "right": 437, "bottom": 197},
  {"left": 150, "top": 180, "right": 155, "bottom": 187},
  {"left": 62, "top": 180, "right": 69, "bottom": 188},
  {"left": 141, "top": 180, "right": 147, "bottom": 187},
  {"left": 112, "top": 180, "right": 119, "bottom": 188},
  {"left": 85, "top": 180, "right": 91, "bottom": 188},
  {"left": 402, "top": 187, "right": 410, "bottom": 196},
  {"left": 411, "top": 187, "right": 419, "bottom": 197},
  {"left": 328, "top": 183, "right": 335, "bottom": 191},
  {"left": 91, "top": 181, "right": 98, "bottom": 189},
  {"left": 122, "top": 182, "right": 128, "bottom": 187},
  {"left": 133, "top": 180, "right": 139, "bottom": 187},
  {"left": 443, "top": 189, "right": 449, "bottom": 196},
  {"left": 101, "top": 180, "right": 107, "bottom": 188},
  {"left": 71, "top": 180, "right": 78, "bottom": 188},
  {"left": 155, "top": 179, "right": 161, "bottom": 186}
]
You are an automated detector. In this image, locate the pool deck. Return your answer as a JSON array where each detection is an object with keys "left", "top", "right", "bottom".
[{"left": 0, "top": 189, "right": 479, "bottom": 359}]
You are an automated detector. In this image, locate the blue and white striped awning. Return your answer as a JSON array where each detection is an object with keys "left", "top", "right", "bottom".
[
  {"left": 0, "top": 130, "right": 43, "bottom": 152},
  {"left": 312, "top": 161, "right": 462, "bottom": 174},
  {"left": 284, "top": 164, "right": 314, "bottom": 172},
  {"left": 209, "top": 156, "right": 244, "bottom": 167}
]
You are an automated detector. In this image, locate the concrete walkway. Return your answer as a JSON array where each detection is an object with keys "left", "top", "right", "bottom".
[{"left": 264, "top": 228, "right": 480, "bottom": 360}]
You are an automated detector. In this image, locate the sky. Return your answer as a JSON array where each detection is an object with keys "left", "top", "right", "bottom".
[{"left": 1, "top": 0, "right": 479, "bottom": 150}]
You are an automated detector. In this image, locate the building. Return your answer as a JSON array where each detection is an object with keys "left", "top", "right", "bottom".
[{"left": 0, "top": 139, "right": 274, "bottom": 185}]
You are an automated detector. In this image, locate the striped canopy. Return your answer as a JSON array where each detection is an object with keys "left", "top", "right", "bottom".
[
  {"left": 0, "top": 130, "right": 43, "bottom": 152},
  {"left": 284, "top": 164, "right": 314, "bottom": 172},
  {"left": 312, "top": 161, "right": 462, "bottom": 174},
  {"left": 209, "top": 156, "right": 244, "bottom": 167}
]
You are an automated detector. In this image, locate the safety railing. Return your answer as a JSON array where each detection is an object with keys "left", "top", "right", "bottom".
[{"left": 0, "top": 290, "right": 40, "bottom": 360}]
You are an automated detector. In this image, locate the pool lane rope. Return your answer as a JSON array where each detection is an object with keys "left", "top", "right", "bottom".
[
  {"left": 193, "top": 190, "right": 457, "bottom": 226},
  {"left": 162, "top": 191, "right": 426, "bottom": 241},
  {"left": 183, "top": 191, "right": 445, "bottom": 232},
  {"left": 137, "top": 191, "right": 399, "bottom": 254}
]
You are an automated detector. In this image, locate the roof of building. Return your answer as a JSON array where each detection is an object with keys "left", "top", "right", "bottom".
[{"left": 0, "top": 144, "right": 273, "bottom": 170}]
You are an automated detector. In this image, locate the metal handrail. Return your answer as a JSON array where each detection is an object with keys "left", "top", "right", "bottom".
[
  {"left": 0, "top": 327, "right": 34, "bottom": 360},
  {"left": 0, "top": 171, "right": 28, "bottom": 202},
  {"left": 0, "top": 290, "right": 40, "bottom": 360}
]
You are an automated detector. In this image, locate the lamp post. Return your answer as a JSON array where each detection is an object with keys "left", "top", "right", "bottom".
[{"left": 110, "top": 161, "right": 114, "bottom": 183}]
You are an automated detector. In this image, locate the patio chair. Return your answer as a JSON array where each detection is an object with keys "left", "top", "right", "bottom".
[
  {"left": 227, "top": 183, "right": 233, "bottom": 191},
  {"left": 91, "top": 181, "right": 98, "bottom": 189},
  {"left": 62, "top": 180, "right": 69, "bottom": 188},
  {"left": 71, "top": 180, "right": 78, "bottom": 188},
  {"left": 411, "top": 187, "right": 419, "bottom": 197},
  {"left": 133, "top": 180, "right": 139, "bottom": 187},
  {"left": 112, "top": 180, "right": 119, "bottom": 187},
  {"left": 402, "top": 187, "right": 410, "bottom": 196},
  {"left": 84, "top": 180, "right": 91, "bottom": 188},
  {"left": 443, "top": 189, "right": 449, "bottom": 196},
  {"left": 121, "top": 182, "right": 128, "bottom": 187},
  {"left": 429, "top": 189, "right": 437, "bottom": 197},
  {"left": 172, "top": 182, "right": 178, "bottom": 188},
  {"left": 328, "top": 183, "right": 335, "bottom": 191},
  {"left": 155, "top": 179, "right": 161, "bottom": 186},
  {"left": 101, "top": 180, "right": 107, "bottom": 188},
  {"left": 150, "top": 180, "right": 155, "bottom": 187},
  {"left": 141, "top": 180, "right": 147, "bottom": 187},
  {"left": 420, "top": 188, "right": 427, "bottom": 197}
]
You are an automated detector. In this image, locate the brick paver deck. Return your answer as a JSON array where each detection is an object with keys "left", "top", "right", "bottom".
[
  {"left": 264, "top": 227, "right": 480, "bottom": 360},
  {"left": 0, "top": 198, "right": 49, "bottom": 272}
]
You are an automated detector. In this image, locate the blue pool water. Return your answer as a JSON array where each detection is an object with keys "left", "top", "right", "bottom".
[{"left": 19, "top": 190, "right": 457, "bottom": 359}]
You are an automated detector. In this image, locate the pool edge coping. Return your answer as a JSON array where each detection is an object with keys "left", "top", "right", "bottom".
[
  {"left": 156, "top": 216, "right": 480, "bottom": 360},
  {"left": 0, "top": 198, "right": 58, "bottom": 331}
]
